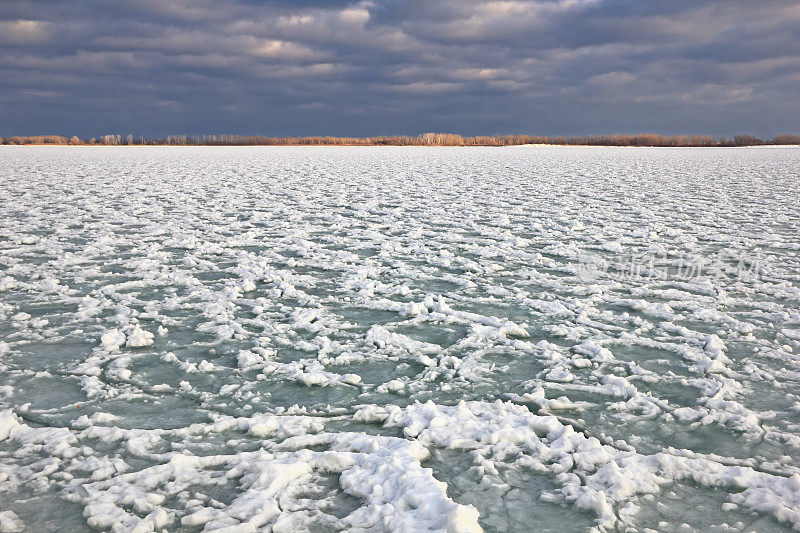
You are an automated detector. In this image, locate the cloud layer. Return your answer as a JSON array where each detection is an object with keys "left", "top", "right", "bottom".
[{"left": 1, "top": 0, "right": 798, "bottom": 136}]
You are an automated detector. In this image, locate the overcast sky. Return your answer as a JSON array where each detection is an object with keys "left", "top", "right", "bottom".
[{"left": 1, "top": 0, "right": 798, "bottom": 138}]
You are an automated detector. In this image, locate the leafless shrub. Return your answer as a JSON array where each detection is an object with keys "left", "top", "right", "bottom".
[{"left": 2, "top": 133, "right": 798, "bottom": 147}]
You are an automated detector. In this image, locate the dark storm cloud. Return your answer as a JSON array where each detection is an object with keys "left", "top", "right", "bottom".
[{"left": 0, "top": 0, "right": 798, "bottom": 137}]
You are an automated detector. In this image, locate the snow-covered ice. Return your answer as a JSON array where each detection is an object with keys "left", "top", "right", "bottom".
[{"left": 1, "top": 145, "right": 799, "bottom": 532}]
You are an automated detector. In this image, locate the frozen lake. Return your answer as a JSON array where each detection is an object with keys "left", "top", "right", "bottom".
[{"left": 1, "top": 145, "right": 800, "bottom": 532}]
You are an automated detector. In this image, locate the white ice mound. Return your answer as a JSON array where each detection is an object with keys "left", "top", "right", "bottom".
[
  {"left": 100, "top": 329, "right": 126, "bottom": 351},
  {"left": 74, "top": 424, "right": 477, "bottom": 531},
  {"left": 100, "top": 326, "right": 154, "bottom": 350},
  {"left": 1, "top": 408, "right": 480, "bottom": 533},
  {"left": 354, "top": 400, "right": 800, "bottom": 531},
  {"left": 125, "top": 326, "right": 154, "bottom": 348},
  {"left": 0, "top": 510, "right": 24, "bottom": 533}
]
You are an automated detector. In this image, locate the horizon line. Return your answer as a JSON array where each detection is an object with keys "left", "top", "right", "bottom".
[{"left": 2, "top": 132, "right": 799, "bottom": 148}]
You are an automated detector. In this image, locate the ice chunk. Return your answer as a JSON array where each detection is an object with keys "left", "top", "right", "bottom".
[
  {"left": 100, "top": 329, "right": 127, "bottom": 351},
  {"left": 125, "top": 326, "right": 154, "bottom": 348}
]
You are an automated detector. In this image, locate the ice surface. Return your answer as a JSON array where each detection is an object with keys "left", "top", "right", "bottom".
[{"left": 1, "top": 145, "right": 799, "bottom": 531}]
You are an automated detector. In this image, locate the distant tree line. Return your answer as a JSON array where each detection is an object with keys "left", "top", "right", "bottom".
[{"left": 2, "top": 132, "right": 799, "bottom": 147}]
